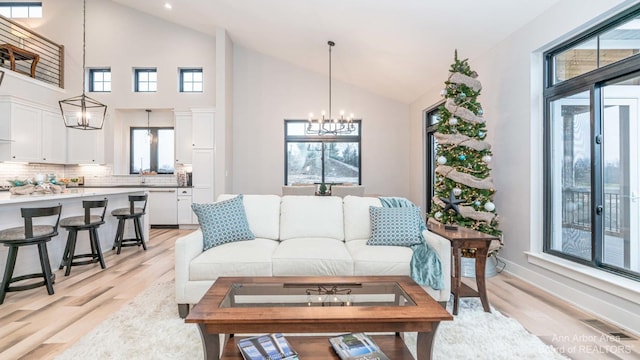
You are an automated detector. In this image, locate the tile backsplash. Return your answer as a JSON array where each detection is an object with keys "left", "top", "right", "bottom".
[{"left": 0, "top": 163, "right": 191, "bottom": 188}]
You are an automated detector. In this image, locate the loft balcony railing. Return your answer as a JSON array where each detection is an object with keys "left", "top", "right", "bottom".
[{"left": 0, "top": 14, "right": 63, "bottom": 88}]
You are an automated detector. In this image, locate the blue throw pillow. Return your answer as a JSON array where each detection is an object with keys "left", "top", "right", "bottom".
[
  {"left": 192, "top": 195, "right": 255, "bottom": 251},
  {"left": 367, "top": 206, "right": 423, "bottom": 246}
]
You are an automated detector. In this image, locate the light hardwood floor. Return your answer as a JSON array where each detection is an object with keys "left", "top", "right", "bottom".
[{"left": 0, "top": 229, "right": 637, "bottom": 360}]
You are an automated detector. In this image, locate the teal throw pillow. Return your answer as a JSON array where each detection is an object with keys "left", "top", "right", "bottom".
[
  {"left": 192, "top": 195, "right": 255, "bottom": 251},
  {"left": 367, "top": 206, "right": 423, "bottom": 246}
]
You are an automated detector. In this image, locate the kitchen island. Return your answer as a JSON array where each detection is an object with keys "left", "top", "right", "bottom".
[{"left": 0, "top": 188, "right": 148, "bottom": 280}]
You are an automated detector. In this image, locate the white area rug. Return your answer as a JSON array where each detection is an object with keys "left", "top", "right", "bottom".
[{"left": 56, "top": 281, "right": 567, "bottom": 360}]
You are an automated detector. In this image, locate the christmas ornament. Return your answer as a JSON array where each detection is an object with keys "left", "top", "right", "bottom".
[
  {"left": 478, "top": 108, "right": 484, "bottom": 115},
  {"left": 475, "top": 201, "right": 481, "bottom": 207},
  {"left": 440, "top": 190, "right": 464, "bottom": 215},
  {"left": 449, "top": 117, "right": 458, "bottom": 126},
  {"left": 453, "top": 187, "right": 462, "bottom": 196},
  {"left": 458, "top": 93, "right": 466, "bottom": 100},
  {"left": 458, "top": 154, "right": 466, "bottom": 161},
  {"left": 484, "top": 202, "right": 495, "bottom": 211},
  {"left": 434, "top": 211, "right": 442, "bottom": 219},
  {"left": 478, "top": 131, "right": 485, "bottom": 138},
  {"left": 482, "top": 155, "right": 492, "bottom": 163},
  {"left": 437, "top": 156, "right": 447, "bottom": 165}
]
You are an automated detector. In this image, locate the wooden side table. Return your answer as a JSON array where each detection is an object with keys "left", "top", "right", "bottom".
[{"left": 427, "top": 221, "right": 499, "bottom": 315}]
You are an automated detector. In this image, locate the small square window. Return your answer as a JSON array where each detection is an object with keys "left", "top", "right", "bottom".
[
  {"left": 135, "top": 68, "right": 157, "bottom": 92},
  {"left": 89, "top": 68, "right": 111, "bottom": 92},
  {"left": 180, "top": 68, "right": 203, "bottom": 93}
]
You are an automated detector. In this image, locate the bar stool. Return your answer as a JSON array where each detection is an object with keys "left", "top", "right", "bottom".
[
  {"left": 59, "top": 199, "right": 108, "bottom": 276},
  {"left": 111, "top": 195, "right": 148, "bottom": 254},
  {"left": 0, "top": 204, "right": 62, "bottom": 304}
]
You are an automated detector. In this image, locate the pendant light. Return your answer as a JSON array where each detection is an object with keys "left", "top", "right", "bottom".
[
  {"left": 59, "top": 0, "right": 107, "bottom": 130},
  {"left": 306, "top": 41, "right": 356, "bottom": 136}
]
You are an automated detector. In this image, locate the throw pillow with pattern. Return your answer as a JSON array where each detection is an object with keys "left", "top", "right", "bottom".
[
  {"left": 367, "top": 206, "right": 423, "bottom": 247},
  {"left": 192, "top": 194, "right": 255, "bottom": 251}
]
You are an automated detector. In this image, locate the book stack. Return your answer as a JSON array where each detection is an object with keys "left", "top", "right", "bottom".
[
  {"left": 329, "top": 333, "right": 390, "bottom": 360},
  {"left": 237, "top": 333, "right": 298, "bottom": 360}
]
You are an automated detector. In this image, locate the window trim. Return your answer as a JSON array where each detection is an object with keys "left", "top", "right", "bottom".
[
  {"left": 134, "top": 68, "right": 157, "bottom": 93},
  {"left": 179, "top": 68, "right": 203, "bottom": 93},
  {"left": 88, "top": 68, "right": 111, "bottom": 93},
  {"left": 283, "top": 119, "right": 362, "bottom": 185}
]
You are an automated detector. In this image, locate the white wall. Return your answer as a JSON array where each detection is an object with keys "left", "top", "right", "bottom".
[
  {"left": 232, "top": 45, "right": 411, "bottom": 196},
  {"left": 410, "top": 0, "right": 640, "bottom": 335},
  {"left": 3, "top": 0, "right": 216, "bottom": 110},
  {"left": 0, "top": 0, "right": 217, "bottom": 183}
]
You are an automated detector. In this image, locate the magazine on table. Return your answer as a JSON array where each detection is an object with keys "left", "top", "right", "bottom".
[
  {"left": 237, "top": 333, "right": 298, "bottom": 360},
  {"left": 328, "top": 333, "right": 390, "bottom": 360}
]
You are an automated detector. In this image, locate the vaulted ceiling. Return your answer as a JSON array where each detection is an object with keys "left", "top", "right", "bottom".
[{"left": 112, "top": 0, "right": 563, "bottom": 103}]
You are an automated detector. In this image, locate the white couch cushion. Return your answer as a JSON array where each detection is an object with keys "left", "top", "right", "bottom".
[
  {"left": 189, "top": 238, "right": 279, "bottom": 280},
  {"left": 217, "top": 194, "right": 281, "bottom": 240},
  {"left": 279, "top": 196, "right": 344, "bottom": 241},
  {"left": 343, "top": 195, "right": 382, "bottom": 241},
  {"left": 346, "top": 239, "right": 413, "bottom": 276},
  {"left": 272, "top": 238, "right": 353, "bottom": 276}
]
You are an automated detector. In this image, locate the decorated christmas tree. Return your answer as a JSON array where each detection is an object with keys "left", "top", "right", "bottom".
[{"left": 429, "top": 51, "right": 501, "bottom": 239}]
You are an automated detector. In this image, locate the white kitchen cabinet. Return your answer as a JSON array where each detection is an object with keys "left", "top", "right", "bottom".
[
  {"left": 67, "top": 127, "right": 104, "bottom": 164},
  {"left": 148, "top": 189, "right": 178, "bottom": 225},
  {"left": 41, "top": 111, "right": 68, "bottom": 164},
  {"left": 174, "top": 111, "right": 193, "bottom": 164},
  {"left": 192, "top": 149, "right": 214, "bottom": 203},
  {"left": 0, "top": 98, "right": 67, "bottom": 164},
  {"left": 177, "top": 188, "right": 195, "bottom": 225},
  {"left": 191, "top": 109, "right": 214, "bottom": 149}
]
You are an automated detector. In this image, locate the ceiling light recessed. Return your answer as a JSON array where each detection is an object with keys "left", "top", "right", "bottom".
[{"left": 164, "top": 2, "right": 172, "bottom": 10}]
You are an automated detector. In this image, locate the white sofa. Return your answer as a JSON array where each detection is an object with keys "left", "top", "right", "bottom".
[{"left": 175, "top": 194, "right": 451, "bottom": 317}]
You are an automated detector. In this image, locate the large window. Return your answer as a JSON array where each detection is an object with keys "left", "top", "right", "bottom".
[
  {"left": 425, "top": 102, "right": 444, "bottom": 213},
  {"left": 134, "top": 68, "right": 157, "bottom": 92},
  {"left": 0, "top": 2, "right": 42, "bottom": 18},
  {"left": 130, "top": 127, "right": 174, "bottom": 174},
  {"left": 89, "top": 68, "right": 111, "bottom": 92},
  {"left": 284, "top": 120, "right": 361, "bottom": 185},
  {"left": 544, "top": 5, "right": 640, "bottom": 280}
]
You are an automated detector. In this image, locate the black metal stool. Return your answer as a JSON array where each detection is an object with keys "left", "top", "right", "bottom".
[
  {"left": 59, "top": 199, "right": 108, "bottom": 276},
  {"left": 111, "top": 195, "right": 148, "bottom": 254},
  {"left": 0, "top": 204, "right": 62, "bottom": 304}
]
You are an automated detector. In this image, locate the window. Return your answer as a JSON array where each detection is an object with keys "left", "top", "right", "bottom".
[
  {"left": 0, "top": 2, "right": 42, "bottom": 18},
  {"left": 89, "top": 68, "right": 111, "bottom": 92},
  {"left": 130, "top": 127, "right": 174, "bottom": 174},
  {"left": 180, "top": 68, "right": 203, "bottom": 92},
  {"left": 425, "top": 102, "right": 444, "bottom": 213},
  {"left": 544, "top": 4, "right": 640, "bottom": 280},
  {"left": 134, "top": 68, "right": 157, "bottom": 92},
  {"left": 284, "top": 120, "right": 361, "bottom": 185}
]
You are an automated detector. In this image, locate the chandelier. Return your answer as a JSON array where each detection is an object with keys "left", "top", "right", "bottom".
[
  {"left": 306, "top": 41, "right": 356, "bottom": 136},
  {"left": 59, "top": 0, "right": 107, "bottom": 130}
]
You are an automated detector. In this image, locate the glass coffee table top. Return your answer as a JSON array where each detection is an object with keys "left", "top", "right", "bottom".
[{"left": 220, "top": 280, "right": 416, "bottom": 308}]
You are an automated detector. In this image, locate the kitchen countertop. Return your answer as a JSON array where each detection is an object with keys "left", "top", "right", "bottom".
[
  {"left": 0, "top": 187, "right": 147, "bottom": 205},
  {"left": 81, "top": 185, "right": 192, "bottom": 188}
]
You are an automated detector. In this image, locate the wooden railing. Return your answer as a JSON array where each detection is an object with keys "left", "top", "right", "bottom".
[{"left": 0, "top": 14, "right": 64, "bottom": 87}]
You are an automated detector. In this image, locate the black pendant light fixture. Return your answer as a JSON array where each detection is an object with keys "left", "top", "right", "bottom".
[
  {"left": 306, "top": 41, "right": 356, "bottom": 136},
  {"left": 59, "top": 0, "right": 107, "bottom": 130}
]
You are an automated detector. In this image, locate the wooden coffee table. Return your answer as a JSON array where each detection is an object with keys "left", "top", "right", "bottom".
[{"left": 185, "top": 276, "right": 453, "bottom": 359}]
